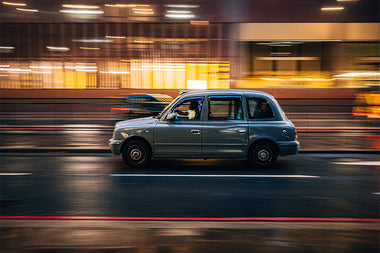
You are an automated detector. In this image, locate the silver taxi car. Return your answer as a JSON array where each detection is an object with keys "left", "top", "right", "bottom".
[{"left": 109, "top": 90, "right": 299, "bottom": 168}]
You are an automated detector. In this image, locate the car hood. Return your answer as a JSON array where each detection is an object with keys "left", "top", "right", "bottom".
[{"left": 115, "top": 117, "right": 158, "bottom": 129}]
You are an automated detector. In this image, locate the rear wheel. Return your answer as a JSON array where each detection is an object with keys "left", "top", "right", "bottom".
[
  {"left": 248, "top": 141, "right": 279, "bottom": 168},
  {"left": 122, "top": 140, "right": 152, "bottom": 168}
]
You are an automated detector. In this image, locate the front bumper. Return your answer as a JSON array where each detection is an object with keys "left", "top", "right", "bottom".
[
  {"left": 278, "top": 141, "right": 299, "bottom": 156},
  {"left": 109, "top": 138, "right": 122, "bottom": 155}
]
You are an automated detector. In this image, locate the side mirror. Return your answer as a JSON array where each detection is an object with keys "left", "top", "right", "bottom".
[{"left": 166, "top": 113, "right": 177, "bottom": 121}]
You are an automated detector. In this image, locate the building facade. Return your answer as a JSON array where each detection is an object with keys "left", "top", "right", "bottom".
[{"left": 0, "top": 1, "right": 379, "bottom": 93}]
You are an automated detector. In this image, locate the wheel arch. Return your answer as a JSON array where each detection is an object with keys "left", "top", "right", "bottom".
[
  {"left": 121, "top": 136, "right": 153, "bottom": 155},
  {"left": 248, "top": 138, "right": 280, "bottom": 154}
]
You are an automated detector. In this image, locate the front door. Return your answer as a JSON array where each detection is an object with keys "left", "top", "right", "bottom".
[{"left": 154, "top": 97, "right": 204, "bottom": 157}]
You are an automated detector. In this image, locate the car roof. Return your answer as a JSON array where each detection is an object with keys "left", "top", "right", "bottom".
[{"left": 179, "top": 89, "right": 275, "bottom": 100}]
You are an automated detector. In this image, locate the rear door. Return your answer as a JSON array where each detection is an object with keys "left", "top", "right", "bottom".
[{"left": 202, "top": 95, "right": 249, "bottom": 158}]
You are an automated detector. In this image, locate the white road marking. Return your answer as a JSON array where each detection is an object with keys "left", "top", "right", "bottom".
[
  {"left": 332, "top": 161, "right": 380, "bottom": 166},
  {"left": 0, "top": 173, "right": 33, "bottom": 176},
  {"left": 109, "top": 174, "right": 320, "bottom": 178}
]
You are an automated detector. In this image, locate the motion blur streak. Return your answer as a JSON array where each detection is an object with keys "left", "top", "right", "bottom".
[
  {"left": 109, "top": 174, "right": 320, "bottom": 178},
  {"left": 1, "top": 216, "right": 379, "bottom": 222}
]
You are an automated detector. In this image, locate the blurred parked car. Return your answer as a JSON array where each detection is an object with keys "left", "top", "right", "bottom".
[
  {"left": 109, "top": 90, "right": 299, "bottom": 168},
  {"left": 353, "top": 91, "right": 380, "bottom": 119},
  {"left": 111, "top": 94, "right": 173, "bottom": 118}
]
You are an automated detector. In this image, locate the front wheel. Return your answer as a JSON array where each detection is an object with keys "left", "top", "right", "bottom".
[
  {"left": 248, "top": 141, "right": 279, "bottom": 168},
  {"left": 122, "top": 140, "right": 152, "bottom": 168}
]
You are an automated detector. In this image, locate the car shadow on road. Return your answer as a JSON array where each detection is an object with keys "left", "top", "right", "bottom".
[{"left": 111, "top": 158, "right": 292, "bottom": 174}]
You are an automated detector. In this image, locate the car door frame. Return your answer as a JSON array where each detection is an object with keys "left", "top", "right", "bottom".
[{"left": 153, "top": 96, "right": 205, "bottom": 158}]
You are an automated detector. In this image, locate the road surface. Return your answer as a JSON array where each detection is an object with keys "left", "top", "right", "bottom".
[{"left": 1, "top": 153, "right": 379, "bottom": 252}]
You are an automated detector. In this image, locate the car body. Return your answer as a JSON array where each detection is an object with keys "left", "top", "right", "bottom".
[
  {"left": 109, "top": 89, "right": 299, "bottom": 168},
  {"left": 111, "top": 94, "right": 173, "bottom": 118}
]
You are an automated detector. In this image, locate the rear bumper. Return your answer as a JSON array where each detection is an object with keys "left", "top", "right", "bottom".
[{"left": 278, "top": 141, "right": 299, "bottom": 156}]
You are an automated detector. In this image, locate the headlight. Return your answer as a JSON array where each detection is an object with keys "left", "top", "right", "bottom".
[
  {"left": 112, "top": 126, "right": 119, "bottom": 139},
  {"left": 112, "top": 122, "right": 122, "bottom": 139}
]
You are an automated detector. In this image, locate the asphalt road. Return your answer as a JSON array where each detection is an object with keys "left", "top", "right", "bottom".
[
  {"left": 0, "top": 153, "right": 379, "bottom": 252},
  {"left": 0, "top": 99, "right": 379, "bottom": 252},
  {"left": 1, "top": 153, "right": 379, "bottom": 218}
]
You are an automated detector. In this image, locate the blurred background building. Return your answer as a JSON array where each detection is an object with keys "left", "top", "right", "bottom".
[{"left": 0, "top": 0, "right": 379, "bottom": 96}]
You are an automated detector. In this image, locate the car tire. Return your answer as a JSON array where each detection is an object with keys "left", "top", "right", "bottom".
[
  {"left": 248, "top": 141, "right": 279, "bottom": 168},
  {"left": 122, "top": 140, "right": 152, "bottom": 168}
]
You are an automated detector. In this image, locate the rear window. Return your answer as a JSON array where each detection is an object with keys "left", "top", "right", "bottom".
[{"left": 247, "top": 98, "right": 274, "bottom": 119}]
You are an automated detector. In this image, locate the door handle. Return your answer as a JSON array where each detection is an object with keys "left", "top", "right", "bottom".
[
  {"left": 191, "top": 129, "right": 201, "bottom": 135},
  {"left": 237, "top": 129, "right": 247, "bottom": 135}
]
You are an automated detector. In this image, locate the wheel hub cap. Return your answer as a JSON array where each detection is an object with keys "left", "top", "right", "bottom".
[
  {"left": 130, "top": 148, "right": 142, "bottom": 161},
  {"left": 258, "top": 149, "right": 270, "bottom": 162}
]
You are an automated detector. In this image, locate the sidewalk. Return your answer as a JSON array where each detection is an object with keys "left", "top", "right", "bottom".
[{"left": 1, "top": 219, "right": 379, "bottom": 253}]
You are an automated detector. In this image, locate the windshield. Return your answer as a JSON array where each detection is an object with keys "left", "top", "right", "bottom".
[{"left": 155, "top": 95, "right": 180, "bottom": 119}]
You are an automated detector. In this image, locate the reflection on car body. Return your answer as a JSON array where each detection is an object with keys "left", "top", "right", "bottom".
[
  {"left": 111, "top": 94, "right": 173, "bottom": 118},
  {"left": 109, "top": 90, "right": 299, "bottom": 168}
]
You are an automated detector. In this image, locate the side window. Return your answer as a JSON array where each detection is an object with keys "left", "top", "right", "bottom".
[
  {"left": 170, "top": 97, "right": 203, "bottom": 120},
  {"left": 247, "top": 98, "right": 274, "bottom": 119},
  {"left": 208, "top": 96, "right": 243, "bottom": 120}
]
